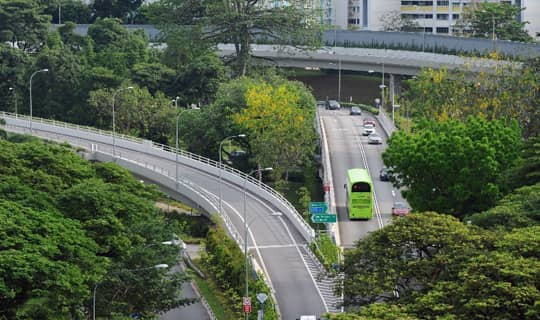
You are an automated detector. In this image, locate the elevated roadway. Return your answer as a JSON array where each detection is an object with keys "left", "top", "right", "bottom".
[
  {"left": 0, "top": 113, "right": 340, "bottom": 319},
  {"left": 218, "top": 44, "right": 516, "bottom": 75}
]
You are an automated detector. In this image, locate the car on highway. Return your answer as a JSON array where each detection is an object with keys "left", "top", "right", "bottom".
[
  {"left": 392, "top": 201, "right": 410, "bottom": 216},
  {"left": 325, "top": 100, "right": 341, "bottom": 110},
  {"left": 350, "top": 106, "right": 362, "bottom": 115},
  {"left": 362, "top": 123, "right": 375, "bottom": 136},
  {"left": 367, "top": 133, "right": 383, "bottom": 144},
  {"left": 363, "top": 117, "right": 376, "bottom": 127},
  {"left": 380, "top": 166, "right": 390, "bottom": 181}
]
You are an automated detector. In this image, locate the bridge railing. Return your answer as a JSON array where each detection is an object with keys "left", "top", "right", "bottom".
[
  {"left": 147, "top": 140, "right": 316, "bottom": 241},
  {"left": 0, "top": 112, "right": 315, "bottom": 242}
]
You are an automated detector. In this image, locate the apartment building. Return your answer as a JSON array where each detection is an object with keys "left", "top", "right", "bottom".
[{"left": 321, "top": 0, "right": 534, "bottom": 37}]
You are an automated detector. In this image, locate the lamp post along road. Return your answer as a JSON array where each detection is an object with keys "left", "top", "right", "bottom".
[
  {"left": 9, "top": 87, "right": 17, "bottom": 115},
  {"left": 218, "top": 134, "right": 246, "bottom": 216},
  {"left": 29, "top": 69, "right": 48, "bottom": 132},
  {"left": 338, "top": 58, "right": 342, "bottom": 102},
  {"left": 243, "top": 167, "right": 272, "bottom": 320},
  {"left": 112, "top": 86, "right": 133, "bottom": 158},
  {"left": 92, "top": 264, "right": 168, "bottom": 320},
  {"left": 175, "top": 106, "right": 199, "bottom": 185}
]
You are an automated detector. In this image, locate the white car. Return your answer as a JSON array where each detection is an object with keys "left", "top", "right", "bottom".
[
  {"left": 362, "top": 124, "right": 375, "bottom": 136},
  {"left": 368, "top": 133, "right": 383, "bottom": 144}
]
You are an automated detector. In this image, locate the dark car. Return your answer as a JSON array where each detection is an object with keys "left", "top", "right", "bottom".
[
  {"left": 350, "top": 106, "right": 362, "bottom": 115},
  {"left": 392, "top": 201, "right": 410, "bottom": 217},
  {"left": 380, "top": 167, "right": 390, "bottom": 181},
  {"left": 325, "top": 100, "right": 341, "bottom": 110}
]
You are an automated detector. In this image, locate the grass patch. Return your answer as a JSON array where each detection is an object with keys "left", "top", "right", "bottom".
[{"left": 190, "top": 266, "right": 237, "bottom": 320}]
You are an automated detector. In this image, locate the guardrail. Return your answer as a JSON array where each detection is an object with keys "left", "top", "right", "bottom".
[{"left": 0, "top": 112, "right": 315, "bottom": 243}]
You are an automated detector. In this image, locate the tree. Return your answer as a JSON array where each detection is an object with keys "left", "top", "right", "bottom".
[
  {"left": 0, "top": 44, "right": 31, "bottom": 113},
  {"left": 509, "top": 135, "right": 540, "bottom": 189},
  {"left": 413, "top": 252, "right": 540, "bottom": 319},
  {"left": 340, "top": 212, "right": 488, "bottom": 306},
  {"left": 0, "top": 138, "right": 192, "bottom": 317},
  {"left": 42, "top": 0, "right": 91, "bottom": 24},
  {"left": 91, "top": 0, "right": 143, "bottom": 22},
  {"left": 148, "top": 0, "right": 322, "bottom": 76},
  {"left": 87, "top": 85, "right": 176, "bottom": 143},
  {"left": 404, "top": 59, "right": 540, "bottom": 138},
  {"left": 455, "top": 2, "right": 532, "bottom": 42},
  {"left": 382, "top": 117, "right": 522, "bottom": 218},
  {"left": 467, "top": 183, "right": 540, "bottom": 230},
  {"left": 0, "top": 200, "right": 105, "bottom": 319},
  {"left": 0, "top": 0, "right": 50, "bottom": 52},
  {"left": 232, "top": 80, "right": 317, "bottom": 180},
  {"left": 380, "top": 11, "right": 419, "bottom": 32}
]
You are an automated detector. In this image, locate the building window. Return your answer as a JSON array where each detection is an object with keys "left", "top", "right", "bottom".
[
  {"left": 437, "top": 1, "right": 449, "bottom": 5},
  {"left": 437, "top": 14, "right": 448, "bottom": 20},
  {"left": 436, "top": 27, "right": 449, "bottom": 33},
  {"left": 452, "top": 13, "right": 459, "bottom": 20}
]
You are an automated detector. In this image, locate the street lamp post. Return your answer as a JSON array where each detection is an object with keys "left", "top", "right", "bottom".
[
  {"left": 243, "top": 167, "right": 273, "bottom": 320},
  {"left": 112, "top": 86, "right": 134, "bottom": 158},
  {"left": 92, "top": 264, "right": 168, "bottom": 320},
  {"left": 8, "top": 87, "right": 17, "bottom": 115},
  {"left": 29, "top": 68, "right": 48, "bottom": 132},
  {"left": 218, "top": 134, "right": 246, "bottom": 216},
  {"left": 338, "top": 58, "right": 342, "bottom": 102},
  {"left": 392, "top": 104, "right": 400, "bottom": 125},
  {"left": 175, "top": 105, "right": 199, "bottom": 186}
]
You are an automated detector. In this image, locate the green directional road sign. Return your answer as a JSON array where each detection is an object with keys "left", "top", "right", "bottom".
[
  {"left": 309, "top": 202, "right": 328, "bottom": 214},
  {"left": 311, "top": 214, "right": 337, "bottom": 223}
]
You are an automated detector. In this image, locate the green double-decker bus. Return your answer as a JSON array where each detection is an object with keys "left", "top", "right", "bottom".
[{"left": 345, "top": 168, "right": 373, "bottom": 219}]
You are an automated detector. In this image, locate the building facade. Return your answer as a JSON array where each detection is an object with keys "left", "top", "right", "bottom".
[{"left": 320, "top": 0, "right": 536, "bottom": 38}]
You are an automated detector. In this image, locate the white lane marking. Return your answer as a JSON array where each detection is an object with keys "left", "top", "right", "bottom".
[
  {"left": 275, "top": 215, "right": 330, "bottom": 312},
  {"left": 249, "top": 244, "right": 298, "bottom": 249},
  {"left": 353, "top": 121, "right": 385, "bottom": 229}
]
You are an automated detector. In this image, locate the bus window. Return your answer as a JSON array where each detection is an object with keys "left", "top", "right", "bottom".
[{"left": 352, "top": 182, "right": 371, "bottom": 192}]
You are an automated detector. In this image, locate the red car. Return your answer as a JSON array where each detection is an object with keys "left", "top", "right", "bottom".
[
  {"left": 392, "top": 202, "right": 410, "bottom": 217},
  {"left": 363, "top": 117, "right": 376, "bottom": 127}
]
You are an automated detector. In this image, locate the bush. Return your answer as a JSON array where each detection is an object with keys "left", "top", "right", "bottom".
[{"left": 310, "top": 233, "right": 340, "bottom": 272}]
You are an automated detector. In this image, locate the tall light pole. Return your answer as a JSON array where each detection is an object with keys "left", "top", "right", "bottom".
[
  {"left": 9, "top": 87, "right": 17, "bottom": 115},
  {"left": 93, "top": 264, "right": 168, "bottom": 320},
  {"left": 58, "top": 0, "right": 62, "bottom": 24},
  {"left": 368, "top": 64, "right": 385, "bottom": 112},
  {"left": 218, "top": 134, "right": 246, "bottom": 216},
  {"left": 338, "top": 58, "right": 342, "bottom": 102},
  {"left": 243, "top": 167, "right": 272, "bottom": 320},
  {"left": 112, "top": 86, "right": 134, "bottom": 158},
  {"left": 392, "top": 104, "right": 400, "bottom": 125},
  {"left": 29, "top": 68, "right": 48, "bottom": 132},
  {"left": 175, "top": 104, "right": 199, "bottom": 185}
]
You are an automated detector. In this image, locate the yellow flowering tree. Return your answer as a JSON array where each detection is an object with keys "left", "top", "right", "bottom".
[
  {"left": 232, "top": 81, "right": 316, "bottom": 180},
  {"left": 404, "top": 58, "right": 540, "bottom": 138}
]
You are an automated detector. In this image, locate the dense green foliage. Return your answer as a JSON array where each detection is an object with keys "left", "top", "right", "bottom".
[
  {"left": 310, "top": 233, "right": 340, "bottom": 272},
  {"left": 201, "top": 223, "right": 277, "bottom": 319},
  {"left": 455, "top": 2, "right": 532, "bottom": 42},
  {"left": 339, "top": 212, "right": 540, "bottom": 320},
  {"left": 0, "top": 137, "right": 191, "bottom": 318},
  {"left": 383, "top": 116, "right": 521, "bottom": 218}
]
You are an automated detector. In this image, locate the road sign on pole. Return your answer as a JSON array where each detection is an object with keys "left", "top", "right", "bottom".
[
  {"left": 311, "top": 214, "right": 337, "bottom": 223},
  {"left": 243, "top": 297, "right": 252, "bottom": 313},
  {"left": 309, "top": 202, "right": 328, "bottom": 214}
]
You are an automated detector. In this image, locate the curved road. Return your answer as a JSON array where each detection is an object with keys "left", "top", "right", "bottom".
[
  {"left": 0, "top": 114, "right": 333, "bottom": 319},
  {"left": 319, "top": 107, "right": 407, "bottom": 248}
]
